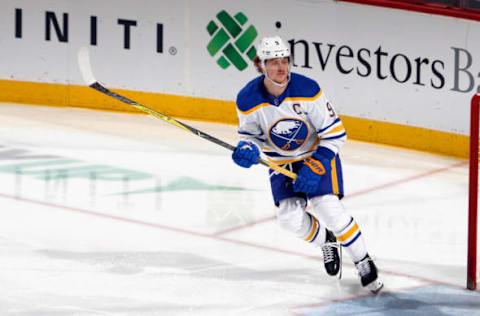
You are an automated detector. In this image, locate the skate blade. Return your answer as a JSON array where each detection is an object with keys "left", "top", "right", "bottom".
[
  {"left": 337, "top": 246, "right": 342, "bottom": 280},
  {"left": 327, "top": 243, "right": 342, "bottom": 280},
  {"left": 367, "top": 279, "right": 384, "bottom": 294}
]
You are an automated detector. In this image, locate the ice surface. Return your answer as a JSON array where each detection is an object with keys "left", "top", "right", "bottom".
[{"left": 0, "top": 102, "right": 478, "bottom": 315}]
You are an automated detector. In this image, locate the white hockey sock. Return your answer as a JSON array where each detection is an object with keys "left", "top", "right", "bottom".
[
  {"left": 309, "top": 195, "right": 369, "bottom": 263},
  {"left": 303, "top": 213, "right": 327, "bottom": 246},
  {"left": 335, "top": 217, "right": 367, "bottom": 263}
]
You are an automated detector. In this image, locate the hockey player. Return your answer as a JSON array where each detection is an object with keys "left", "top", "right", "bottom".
[{"left": 231, "top": 36, "right": 383, "bottom": 293}]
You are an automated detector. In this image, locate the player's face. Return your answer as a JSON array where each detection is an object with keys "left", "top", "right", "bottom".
[{"left": 265, "top": 58, "right": 289, "bottom": 84}]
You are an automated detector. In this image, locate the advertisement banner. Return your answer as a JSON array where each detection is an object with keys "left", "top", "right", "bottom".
[{"left": 0, "top": 0, "right": 479, "bottom": 136}]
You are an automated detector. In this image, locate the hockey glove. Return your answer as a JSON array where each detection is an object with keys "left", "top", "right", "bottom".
[
  {"left": 293, "top": 152, "right": 332, "bottom": 194},
  {"left": 232, "top": 140, "right": 260, "bottom": 168}
]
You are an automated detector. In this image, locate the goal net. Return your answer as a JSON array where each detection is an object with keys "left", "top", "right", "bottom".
[{"left": 468, "top": 93, "right": 480, "bottom": 290}]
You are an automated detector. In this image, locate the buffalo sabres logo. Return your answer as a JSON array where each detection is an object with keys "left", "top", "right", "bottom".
[{"left": 269, "top": 118, "right": 309, "bottom": 151}]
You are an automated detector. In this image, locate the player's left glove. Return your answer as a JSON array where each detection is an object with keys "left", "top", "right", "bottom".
[{"left": 293, "top": 148, "right": 333, "bottom": 194}]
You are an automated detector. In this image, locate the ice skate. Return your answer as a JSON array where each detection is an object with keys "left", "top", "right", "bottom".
[
  {"left": 321, "top": 229, "right": 342, "bottom": 278},
  {"left": 355, "top": 254, "right": 383, "bottom": 293}
]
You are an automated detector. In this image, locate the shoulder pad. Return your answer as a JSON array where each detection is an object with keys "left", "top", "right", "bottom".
[
  {"left": 236, "top": 76, "right": 268, "bottom": 114},
  {"left": 288, "top": 73, "right": 321, "bottom": 99}
]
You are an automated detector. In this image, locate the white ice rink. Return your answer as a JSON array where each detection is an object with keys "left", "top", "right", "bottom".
[{"left": 0, "top": 102, "right": 479, "bottom": 315}]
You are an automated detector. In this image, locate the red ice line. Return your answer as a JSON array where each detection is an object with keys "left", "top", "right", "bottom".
[
  {"left": 0, "top": 159, "right": 468, "bottom": 303},
  {"left": 213, "top": 160, "right": 467, "bottom": 236}
]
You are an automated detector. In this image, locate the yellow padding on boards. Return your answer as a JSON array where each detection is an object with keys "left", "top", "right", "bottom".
[
  {"left": 0, "top": 79, "right": 238, "bottom": 124},
  {"left": 0, "top": 79, "right": 469, "bottom": 158},
  {"left": 341, "top": 115, "right": 468, "bottom": 158}
]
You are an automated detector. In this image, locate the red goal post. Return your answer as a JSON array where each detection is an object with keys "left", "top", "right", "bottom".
[{"left": 468, "top": 92, "right": 480, "bottom": 290}]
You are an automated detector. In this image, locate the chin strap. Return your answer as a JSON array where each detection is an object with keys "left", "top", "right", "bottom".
[{"left": 262, "top": 60, "right": 291, "bottom": 88}]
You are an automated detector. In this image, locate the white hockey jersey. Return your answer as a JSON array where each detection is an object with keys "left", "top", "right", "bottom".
[{"left": 236, "top": 73, "right": 346, "bottom": 164}]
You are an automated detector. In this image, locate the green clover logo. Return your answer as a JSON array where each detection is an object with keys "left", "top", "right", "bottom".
[{"left": 206, "top": 10, "right": 258, "bottom": 71}]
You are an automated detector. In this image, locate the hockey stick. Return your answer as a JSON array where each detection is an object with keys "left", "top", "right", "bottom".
[{"left": 77, "top": 48, "right": 297, "bottom": 180}]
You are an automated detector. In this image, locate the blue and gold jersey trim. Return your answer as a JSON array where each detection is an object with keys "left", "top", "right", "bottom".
[
  {"left": 318, "top": 118, "right": 347, "bottom": 140},
  {"left": 238, "top": 90, "right": 323, "bottom": 115},
  {"left": 236, "top": 73, "right": 323, "bottom": 115}
]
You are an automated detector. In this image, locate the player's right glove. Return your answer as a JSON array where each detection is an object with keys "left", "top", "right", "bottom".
[
  {"left": 232, "top": 140, "right": 260, "bottom": 168},
  {"left": 293, "top": 148, "right": 333, "bottom": 194}
]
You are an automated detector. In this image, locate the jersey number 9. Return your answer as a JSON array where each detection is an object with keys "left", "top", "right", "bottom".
[{"left": 326, "top": 102, "right": 336, "bottom": 117}]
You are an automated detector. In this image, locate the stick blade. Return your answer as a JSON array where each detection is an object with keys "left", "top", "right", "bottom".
[{"left": 78, "top": 47, "right": 96, "bottom": 85}]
